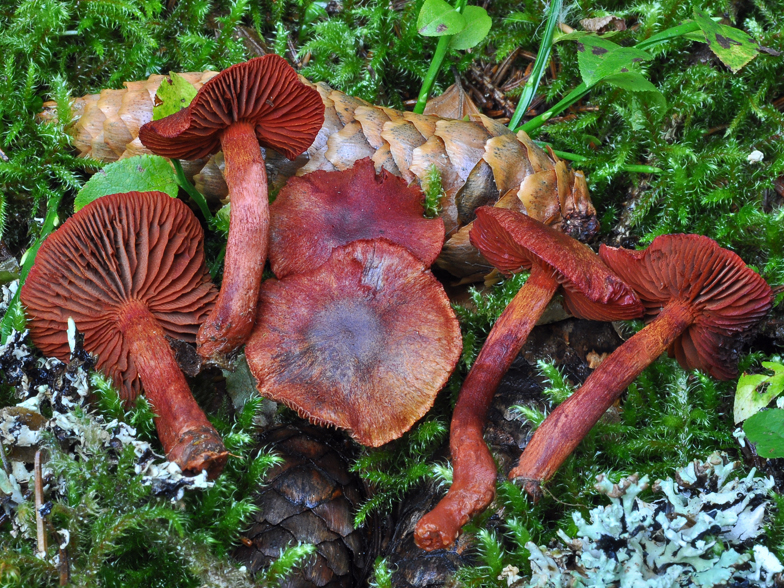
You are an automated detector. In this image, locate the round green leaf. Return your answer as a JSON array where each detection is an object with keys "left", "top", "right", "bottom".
[
  {"left": 153, "top": 71, "right": 198, "bottom": 121},
  {"left": 744, "top": 409, "right": 784, "bottom": 458},
  {"left": 417, "top": 0, "right": 466, "bottom": 37},
  {"left": 74, "top": 155, "right": 179, "bottom": 211},
  {"left": 449, "top": 6, "right": 492, "bottom": 50}
]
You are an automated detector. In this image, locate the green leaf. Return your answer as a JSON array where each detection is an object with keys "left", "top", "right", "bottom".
[
  {"left": 744, "top": 409, "right": 784, "bottom": 458},
  {"left": 602, "top": 71, "right": 659, "bottom": 92},
  {"left": 576, "top": 36, "right": 652, "bottom": 86},
  {"left": 74, "top": 155, "right": 179, "bottom": 211},
  {"left": 417, "top": 0, "right": 465, "bottom": 37},
  {"left": 449, "top": 6, "right": 491, "bottom": 50},
  {"left": 734, "top": 362, "right": 784, "bottom": 423},
  {"left": 153, "top": 71, "right": 198, "bottom": 121},
  {"left": 555, "top": 30, "right": 589, "bottom": 43},
  {"left": 575, "top": 36, "right": 620, "bottom": 84},
  {"left": 693, "top": 10, "right": 758, "bottom": 73}
]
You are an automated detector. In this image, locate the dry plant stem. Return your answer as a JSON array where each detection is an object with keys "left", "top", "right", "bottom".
[
  {"left": 197, "top": 122, "right": 268, "bottom": 360},
  {"left": 121, "top": 301, "right": 228, "bottom": 478},
  {"left": 415, "top": 265, "right": 559, "bottom": 551},
  {"left": 511, "top": 300, "right": 695, "bottom": 499},
  {"left": 34, "top": 449, "right": 46, "bottom": 556}
]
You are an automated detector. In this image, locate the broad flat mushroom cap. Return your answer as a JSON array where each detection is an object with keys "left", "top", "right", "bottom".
[
  {"left": 469, "top": 207, "right": 643, "bottom": 320},
  {"left": 246, "top": 239, "right": 462, "bottom": 447},
  {"left": 600, "top": 234, "right": 773, "bottom": 379},
  {"left": 139, "top": 54, "right": 324, "bottom": 161},
  {"left": 20, "top": 191, "right": 218, "bottom": 402},
  {"left": 269, "top": 158, "right": 445, "bottom": 278}
]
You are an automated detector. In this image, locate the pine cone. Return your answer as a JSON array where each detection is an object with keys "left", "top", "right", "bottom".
[
  {"left": 42, "top": 73, "right": 598, "bottom": 278},
  {"left": 233, "top": 423, "right": 373, "bottom": 588}
]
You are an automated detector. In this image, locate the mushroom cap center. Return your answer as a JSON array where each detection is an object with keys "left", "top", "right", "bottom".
[{"left": 308, "top": 299, "right": 383, "bottom": 372}]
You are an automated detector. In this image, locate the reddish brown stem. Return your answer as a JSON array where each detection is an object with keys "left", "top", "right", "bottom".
[
  {"left": 415, "top": 264, "right": 559, "bottom": 551},
  {"left": 121, "top": 301, "right": 228, "bottom": 478},
  {"left": 510, "top": 299, "right": 695, "bottom": 498},
  {"left": 197, "top": 121, "right": 268, "bottom": 360}
]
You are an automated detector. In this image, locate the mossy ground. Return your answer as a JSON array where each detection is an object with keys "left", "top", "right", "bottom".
[{"left": 1, "top": 0, "right": 783, "bottom": 585}]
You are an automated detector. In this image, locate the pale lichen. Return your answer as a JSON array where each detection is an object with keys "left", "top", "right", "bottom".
[{"left": 523, "top": 453, "right": 782, "bottom": 587}]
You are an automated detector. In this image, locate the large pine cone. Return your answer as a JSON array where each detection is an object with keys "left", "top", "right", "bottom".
[
  {"left": 40, "top": 72, "right": 598, "bottom": 279},
  {"left": 234, "top": 423, "right": 373, "bottom": 587}
]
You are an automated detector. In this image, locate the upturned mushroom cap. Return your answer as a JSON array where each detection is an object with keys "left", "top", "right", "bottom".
[
  {"left": 245, "top": 239, "right": 462, "bottom": 447},
  {"left": 600, "top": 234, "right": 773, "bottom": 380},
  {"left": 469, "top": 207, "right": 643, "bottom": 321},
  {"left": 139, "top": 55, "right": 324, "bottom": 161},
  {"left": 269, "top": 158, "right": 445, "bottom": 278},
  {"left": 21, "top": 191, "right": 218, "bottom": 402}
]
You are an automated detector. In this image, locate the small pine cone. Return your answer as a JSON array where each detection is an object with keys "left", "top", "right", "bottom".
[{"left": 234, "top": 423, "right": 373, "bottom": 587}]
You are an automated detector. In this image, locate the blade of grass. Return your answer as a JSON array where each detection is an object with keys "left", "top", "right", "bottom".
[
  {"left": 0, "top": 191, "right": 63, "bottom": 342},
  {"left": 172, "top": 159, "right": 213, "bottom": 222},
  {"left": 508, "top": 0, "right": 562, "bottom": 130}
]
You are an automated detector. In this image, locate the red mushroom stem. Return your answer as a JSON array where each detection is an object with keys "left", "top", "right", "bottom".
[
  {"left": 414, "top": 264, "right": 559, "bottom": 551},
  {"left": 120, "top": 300, "right": 228, "bottom": 476},
  {"left": 197, "top": 122, "right": 269, "bottom": 359},
  {"left": 510, "top": 299, "right": 695, "bottom": 498}
]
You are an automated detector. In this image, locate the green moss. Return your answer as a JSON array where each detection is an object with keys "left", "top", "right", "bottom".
[{"left": 1, "top": 0, "right": 783, "bottom": 582}]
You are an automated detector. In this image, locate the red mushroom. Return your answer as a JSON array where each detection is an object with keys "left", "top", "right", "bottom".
[
  {"left": 245, "top": 239, "right": 462, "bottom": 447},
  {"left": 269, "top": 158, "right": 445, "bottom": 278},
  {"left": 21, "top": 191, "right": 228, "bottom": 477},
  {"left": 414, "top": 206, "right": 643, "bottom": 551},
  {"left": 510, "top": 234, "right": 774, "bottom": 498},
  {"left": 139, "top": 55, "right": 324, "bottom": 360}
]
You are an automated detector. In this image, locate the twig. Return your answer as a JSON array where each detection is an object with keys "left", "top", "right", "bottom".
[
  {"left": 35, "top": 449, "right": 47, "bottom": 557},
  {"left": 492, "top": 48, "right": 521, "bottom": 86},
  {"left": 468, "top": 65, "right": 517, "bottom": 116},
  {"left": 59, "top": 544, "right": 70, "bottom": 586}
]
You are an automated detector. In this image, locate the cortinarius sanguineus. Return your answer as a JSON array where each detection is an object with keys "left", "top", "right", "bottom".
[
  {"left": 139, "top": 55, "right": 324, "bottom": 360},
  {"left": 245, "top": 238, "right": 462, "bottom": 447},
  {"left": 415, "top": 206, "right": 643, "bottom": 551},
  {"left": 21, "top": 191, "right": 228, "bottom": 477},
  {"left": 511, "top": 233, "right": 773, "bottom": 498},
  {"left": 269, "top": 158, "right": 445, "bottom": 277}
]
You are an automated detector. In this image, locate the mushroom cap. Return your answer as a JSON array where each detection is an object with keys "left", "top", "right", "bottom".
[
  {"left": 245, "top": 239, "right": 462, "bottom": 447},
  {"left": 269, "top": 158, "right": 445, "bottom": 278},
  {"left": 20, "top": 191, "right": 217, "bottom": 402},
  {"left": 600, "top": 234, "right": 773, "bottom": 380},
  {"left": 139, "top": 55, "right": 324, "bottom": 161},
  {"left": 469, "top": 207, "right": 643, "bottom": 321}
]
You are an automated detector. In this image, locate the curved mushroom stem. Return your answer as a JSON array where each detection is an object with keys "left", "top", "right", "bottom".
[
  {"left": 510, "top": 299, "right": 695, "bottom": 499},
  {"left": 121, "top": 301, "right": 229, "bottom": 478},
  {"left": 197, "top": 121, "right": 268, "bottom": 360},
  {"left": 415, "top": 264, "right": 559, "bottom": 551}
]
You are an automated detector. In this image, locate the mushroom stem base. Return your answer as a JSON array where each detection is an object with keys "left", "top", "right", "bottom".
[
  {"left": 415, "top": 265, "right": 559, "bottom": 551},
  {"left": 197, "top": 121, "right": 268, "bottom": 360},
  {"left": 121, "top": 301, "right": 228, "bottom": 478},
  {"left": 510, "top": 299, "right": 695, "bottom": 498}
]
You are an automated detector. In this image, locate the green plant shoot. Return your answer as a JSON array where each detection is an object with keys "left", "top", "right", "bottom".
[{"left": 413, "top": 0, "right": 491, "bottom": 113}]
